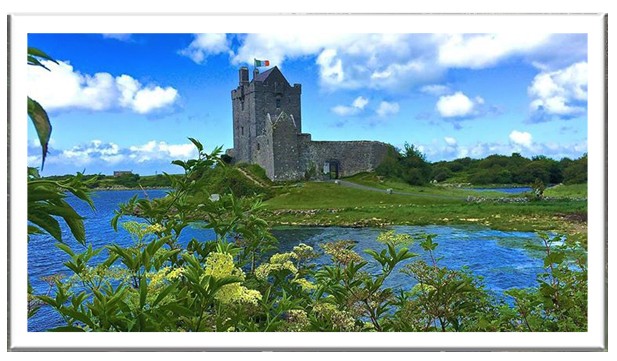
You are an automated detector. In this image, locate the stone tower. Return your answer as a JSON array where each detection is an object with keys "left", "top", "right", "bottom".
[
  {"left": 228, "top": 66, "right": 390, "bottom": 182},
  {"left": 231, "top": 66, "right": 302, "bottom": 164}
]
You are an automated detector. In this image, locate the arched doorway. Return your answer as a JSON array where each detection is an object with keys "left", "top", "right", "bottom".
[{"left": 323, "top": 159, "right": 340, "bottom": 179}]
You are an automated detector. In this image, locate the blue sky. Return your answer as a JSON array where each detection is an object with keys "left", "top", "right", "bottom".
[{"left": 27, "top": 33, "right": 588, "bottom": 176}]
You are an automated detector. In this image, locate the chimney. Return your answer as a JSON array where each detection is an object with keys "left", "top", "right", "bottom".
[
  {"left": 239, "top": 67, "right": 249, "bottom": 86},
  {"left": 253, "top": 68, "right": 260, "bottom": 81}
]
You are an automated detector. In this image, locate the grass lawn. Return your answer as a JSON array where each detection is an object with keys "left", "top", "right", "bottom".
[
  {"left": 544, "top": 183, "right": 588, "bottom": 198},
  {"left": 261, "top": 176, "right": 588, "bottom": 238}
]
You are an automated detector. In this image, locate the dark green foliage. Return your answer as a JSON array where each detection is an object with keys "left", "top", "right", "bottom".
[
  {"left": 376, "top": 143, "right": 431, "bottom": 186},
  {"left": 431, "top": 165, "right": 452, "bottom": 182},
  {"left": 113, "top": 173, "right": 141, "bottom": 188},
  {"left": 28, "top": 168, "right": 96, "bottom": 244},
  {"left": 427, "top": 152, "right": 587, "bottom": 186},
  {"left": 562, "top": 154, "right": 587, "bottom": 184}
]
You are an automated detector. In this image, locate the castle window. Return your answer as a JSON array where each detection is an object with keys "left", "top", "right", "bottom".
[
  {"left": 257, "top": 143, "right": 260, "bottom": 151},
  {"left": 241, "top": 126, "right": 244, "bottom": 136},
  {"left": 276, "top": 98, "right": 281, "bottom": 108},
  {"left": 241, "top": 101, "right": 244, "bottom": 111}
]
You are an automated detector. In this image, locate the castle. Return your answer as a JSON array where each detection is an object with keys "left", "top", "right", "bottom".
[{"left": 228, "top": 66, "right": 391, "bottom": 181}]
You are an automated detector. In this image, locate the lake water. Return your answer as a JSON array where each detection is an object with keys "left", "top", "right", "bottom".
[{"left": 28, "top": 189, "right": 546, "bottom": 331}]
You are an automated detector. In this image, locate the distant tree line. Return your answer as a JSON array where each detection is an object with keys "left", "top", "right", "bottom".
[{"left": 376, "top": 143, "right": 588, "bottom": 186}]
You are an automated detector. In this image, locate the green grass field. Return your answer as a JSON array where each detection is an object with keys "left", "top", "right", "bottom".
[{"left": 261, "top": 175, "right": 587, "bottom": 237}]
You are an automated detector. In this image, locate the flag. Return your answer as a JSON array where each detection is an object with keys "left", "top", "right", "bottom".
[{"left": 254, "top": 59, "right": 270, "bottom": 67}]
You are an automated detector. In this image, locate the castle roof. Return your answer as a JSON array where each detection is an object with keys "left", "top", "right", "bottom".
[
  {"left": 254, "top": 67, "right": 276, "bottom": 82},
  {"left": 254, "top": 66, "right": 290, "bottom": 87}
]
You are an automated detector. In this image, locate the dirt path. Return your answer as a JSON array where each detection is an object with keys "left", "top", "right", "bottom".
[
  {"left": 236, "top": 167, "right": 270, "bottom": 188},
  {"left": 330, "top": 179, "right": 464, "bottom": 200}
]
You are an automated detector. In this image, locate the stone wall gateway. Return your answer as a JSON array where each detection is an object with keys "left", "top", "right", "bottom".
[{"left": 300, "top": 140, "right": 391, "bottom": 180}]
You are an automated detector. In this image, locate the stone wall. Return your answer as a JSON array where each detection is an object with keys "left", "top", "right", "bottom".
[
  {"left": 269, "top": 113, "right": 304, "bottom": 181},
  {"left": 253, "top": 133, "right": 274, "bottom": 179},
  {"left": 231, "top": 83, "right": 256, "bottom": 163},
  {"left": 300, "top": 140, "right": 390, "bottom": 179}
]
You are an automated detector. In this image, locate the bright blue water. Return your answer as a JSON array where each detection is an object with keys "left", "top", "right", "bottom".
[
  {"left": 468, "top": 187, "right": 532, "bottom": 194},
  {"left": 28, "top": 189, "right": 546, "bottom": 332}
]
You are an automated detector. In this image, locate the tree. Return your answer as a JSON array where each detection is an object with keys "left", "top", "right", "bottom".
[
  {"left": 563, "top": 154, "right": 588, "bottom": 184},
  {"left": 399, "top": 143, "right": 431, "bottom": 185}
]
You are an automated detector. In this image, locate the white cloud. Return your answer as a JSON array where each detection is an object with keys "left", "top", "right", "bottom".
[
  {"left": 60, "top": 140, "right": 124, "bottom": 165},
  {"left": 444, "top": 136, "right": 457, "bottom": 146},
  {"left": 102, "top": 33, "right": 132, "bottom": 41},
  {"left": 179, "top": 33, "right": 584, "bottom": 93},
  {"left": 352, "top": 96, "right": 369, "bottom": 109},
  {"left": 230, "top": 33, "right": 360, "bottom": 68},
  {"left": 331, "top": 96, "right": 368, "bottom": 116},
  {"left": 528, "top": 61, "right": 587, "bottom": 118},
  {"left": 424, "top": 138, "right": 586, "bottom": 162},
  {"left": 436, "top": 33, "right": 551, "bottom": 69},
  {"left": 129, "top": 140, "right": 197, "bottom": 163},
  {"left": 436, "top": 91, "right": 476, "bottom": 118},
  {"left": 178, "top": 34, "right": 230, "bottom": 63},
  {"left": 376, "top": 101, "right": 400, "bottom": 117},
  {"left": 29, "top": 139, "right": 200, "bottom": 169},
  {"left": 226, "top": 33, "right": 442, "bottom": 91},
  {"left": 416, "top": 132, "right": 586, "bottom": 162},
  {"left": 421, "top": 84, "right": 451, "bottom": 96},
  {"left": 509, "top": 130, "right": 533, "bottom": 148},
  {"left": 316, "top": 49, "right": 346, "bottom": 87},
  {"left": 28, "top": 60, "right": 179, "bottom": 114}
]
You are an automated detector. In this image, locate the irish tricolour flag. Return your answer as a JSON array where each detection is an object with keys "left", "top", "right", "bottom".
[{"left": 254, "top": 59, "right": 270, "bottom": 67}]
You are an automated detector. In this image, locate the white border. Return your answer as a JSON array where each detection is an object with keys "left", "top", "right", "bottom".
[{"left": 7, "top": 13, "right": 607, "bottom": 351}]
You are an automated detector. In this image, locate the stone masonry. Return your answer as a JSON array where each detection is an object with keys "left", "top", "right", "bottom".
[{"left": 229, "top": 66, "right": 391, "bottom": 181}]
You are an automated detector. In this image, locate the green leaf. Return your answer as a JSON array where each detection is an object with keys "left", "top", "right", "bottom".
[
  {"left": 171, "top": 160, "right": 187, "bottom": 169},
  {"left": 139, "top": 276, "right": 147, "bottom": 308},
  {"left": 27, "top": 97, "right": 52, "bottom": 169},
  {"left": 188, "top": 137, "right": 203, "bottom": 153},
  {"left": 544, "top": 251, "right": 566, "bottom": 267},
  {"left": 28, "top": 186, "right": 63, "bottom": 202},
  {"left": 62, "top": 212, "right": 86, "bottom": 245},
  {"left": 27, "top": 56, "right": 51, "bottom": 71},
  {"left": 28, "top": 209, "right": 62, "bottom": 242},
  {"left": 163, "top": 303, "right": 193, "bottom": 318},
  {"left": 152, "top": 282, "right": 177, "bottom": 307},
  {"left": 55, "top": 243, "right": 75, "bottom": 257},
  {"left": 61, "top": 308, "right": 95, "bottom": 329},
  {"left": 27, "top": 225, "right": 44, "bottom": 236},
  {"left": 28, "top": 47, "right": 58, "bottom": 64}
]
